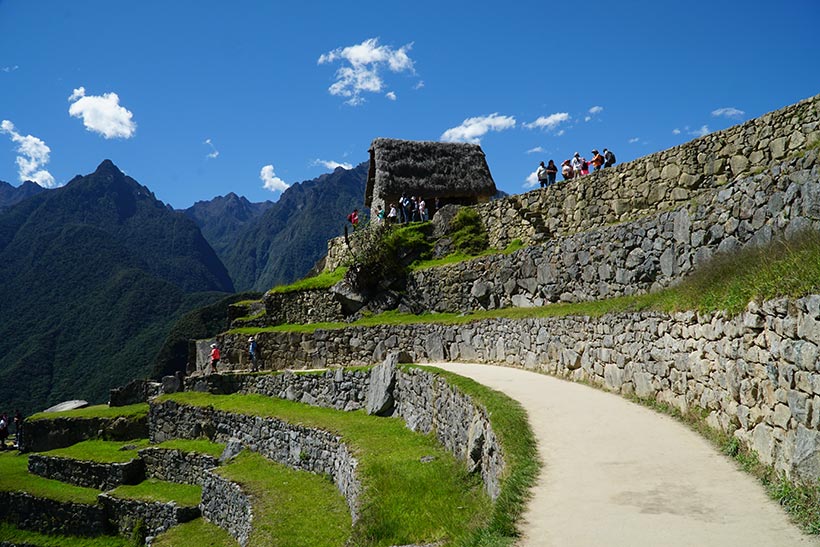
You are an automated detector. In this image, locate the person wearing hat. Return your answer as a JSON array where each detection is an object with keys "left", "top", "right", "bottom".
[
  {"left": 571, "top": 152, "right": 584, "bottom": 178},
  {"left": 248, "top": 336, "right": 258, "bottom": 372},
  {"left": 590, "top": 149, "right": 604, "bottom": 171},
  {"left": 209, "top": 343, "right": 220, "bottom": 374},
  {"left": 561, "top": 159, "right": 573, "bottom": 180}
]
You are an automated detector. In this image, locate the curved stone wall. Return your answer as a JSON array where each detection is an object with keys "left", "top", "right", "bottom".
[
  {"left": 221, "top": 293, "right": 820, "bottom": 482},
  {"left": 0, "top": 491, "right": 111, "bottom": 537},
  {"left": 200, "top": 470, "right": 253, "bottom": 547},
  {"left": 139, "top": 447, "right": 219, "bottom": 485},
  {"left": 149, "top": 400, "right": 362, "bottom": 521},
  {"left": 27, "top": 454, "right": 144, "bottom": 491},
  {"left": 98, "top": 492, "right": 199, "bottom": 538}
]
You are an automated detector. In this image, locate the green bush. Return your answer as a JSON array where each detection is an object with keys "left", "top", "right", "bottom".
[{"left": 450, "top": 209, "right": 488, "bottom": 255}]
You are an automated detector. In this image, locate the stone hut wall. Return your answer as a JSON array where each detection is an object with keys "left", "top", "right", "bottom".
[
  {"left": 405, "top": 154, "right": 819, "bottom": 313},
  {"left": 219, "top": 293, "right": 820, "bottom": 482}
]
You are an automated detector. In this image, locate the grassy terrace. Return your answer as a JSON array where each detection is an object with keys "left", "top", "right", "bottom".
[
  {"left": 0, "top": 523, "right": 131, "bottom": 547},
  {"left": 268, "top": 267, "right": 347, "bottom": 294},
  {"left": 218, "top": 451, "right": 351, "bottom": 547},
  {"left": 0, "top": 452, "right": 100, "bottom": 505},
  {"left": 152, "top": 518, "right": 238, "bottom": 547},
  {"left": 232, "top": 230, "right": 820, "bottom": 336},
  {"left": 158, "top": 390, "right": 494, "bottom": 547},
  {"left": 28, "top": 403, "right": 149, "bottom": 422},
  {"left": 108, "top": 478, "right": 202, "bottom": 507},
  {"left": 40, "top": 438, "right": 226, "bottom": 463}
]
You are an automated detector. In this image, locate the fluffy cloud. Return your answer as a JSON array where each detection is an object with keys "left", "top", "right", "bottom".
[
  {"left": 313, "top": 159, "right": 353, "bottom": 170},
  {"left": 672, "top": 128, "right": 681, "bottom": 135},
  {"left": 711, "top": 107, "right": 744, "bottom": 119},
  {"left": 628, "top": 137, "right": 640, "bottom": 144},
  {"left": 260, "top": 164, "right": 289, "bottom": 193},
  {"left": 0, "top": 120, "right": 57, "bottom": 188},
  {"left": 690, "top": 125, "right": 710, "bottom": 137},
  {"left": 440, "top": 113, "right": 516, "bottom": 144},
  {"left": 524, "top": 112, "right": 570, "bottom": 131},
  {"left": 68, "top": 87, "right": 136, "bottom": 139},
  {"left": 204, "top": 138, "right": 219, "bottom": 159},
  {"left": 318, "top": 38, "right": 416, "bottom": 105},
  {"left": 524, "top": 170, "right": 539, "bottom": 189},
  {"left": 385, "top": 91, "right": 397, "bottom": 101},
  {"left": 526, "top": 146, "right": 545, "bottom": 154},
  {"left": 585, "top": 105, "right": 603, "bottom": 122}
]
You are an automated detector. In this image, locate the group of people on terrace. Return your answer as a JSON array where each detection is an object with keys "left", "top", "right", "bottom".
[
  {"left": 0, "top": 410, "right": 22, "bottom": 449},
  {"left": 536, "top": 148, "right": 616, "bottom": 188},
  {"left": 350, "top": 194, "right": 439, "bottom": 229}
]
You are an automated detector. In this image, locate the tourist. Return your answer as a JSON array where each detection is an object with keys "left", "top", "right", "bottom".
[
  {"left": 561, "top": 160, "right": 573, "bottom": 180},
  {"left": 387, "top": 203, "right": 398, "bottom": 224},
  {"left": 419, "top": 197, "right": 428, "bottom": 221},
  {"left": 347, "top": 208, "right": 359, "bottom": 230},
  {"left": 376, "top": 206, "right": 385, "bottom": 224},
  {"left": 0, "top": 413, "right": 7, "bottom": 450},
  {"left": 571, "top": 153, "right": 584, "bottom": 178},
  {"left": 410, "top": 196, "right": 419, "bottom": 222},
  {"left": 603, "top": 148, "right": 617, "bottom": 168},
  {"left": 248, "top": 336, "right": 258, "bottom": 372},
  {"left": 590, "top": 149, "right": 604, "bottom": 171},
  {"left": 536, "top": 161, "right": 548, "bottom": 188},
  {"left": 209, "top": 343, "right": 220, "bottom": 374},
  {"left": 545, "top": 160, "right": 558, "bottom": 186},
  {"left": 13, "top": 410, "right": 22, "bottom": 449},
  {"left": 400, "top": 194, "right": 411, "bottom": 224}
]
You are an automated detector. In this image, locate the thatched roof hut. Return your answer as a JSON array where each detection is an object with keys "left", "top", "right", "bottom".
[{"left": 366, "top": 138, "right": 497, "bottom": 213}]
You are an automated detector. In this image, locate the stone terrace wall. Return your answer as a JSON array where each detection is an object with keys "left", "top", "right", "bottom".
[
  {"left": 262, "top": 289, "right": 344, "bottom": 327},
  {"left": 139, "top": 447, "right": 219, "bottom": 485},
  {"left": 394, "top": 368, "right": 504, "bottom": 499},
  {"left": 27, "top": 454, "right": 144, "bottom": 491},
  {"left": 149, "top": 400, "right": 362, "bottom": 521},
  {"left": 220, "top": 294, "right": 820, "bottom": 482},
  {"left": 405, "top": 154, "right": 819, "bottom": 312},
  {"left": 477, "top": 93, "right": 820, "bottom": 249},
  {"left": 0, "top": 491, "right": 111, "bottom": 537},
  {"left": 21, "top": 415, "right": 148, "bottom": 453},
  {"left": 201, "top": 470, "right": 253, "bottom": 547},
  {"left": 98, "top": 493, "right": 199, "bottom": 538},
  {"left": 185, "top": 369, "right": 370, "bottom": 411}
]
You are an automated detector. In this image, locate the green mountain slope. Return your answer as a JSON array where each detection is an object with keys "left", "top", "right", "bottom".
[
  {"left": 0, "top": 161, "right": 233, "bottom": 414},
  {"left": 225, "top": 162, "right": 368, "bottom": 291}
]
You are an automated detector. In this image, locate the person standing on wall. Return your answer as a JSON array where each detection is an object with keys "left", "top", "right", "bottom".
[
  {"left": 603, "top": 148, "right": 617, "bottom": 168},
  {"left": 209, "top": 343, "right": 220, "bottom": 374},
  {"left": 545, "top": 160, "right": 558, "bottom": 186},
  {"left": 347, "top": 208, "right": 360, "bottom": 230},
  {"left": 590, "top": 149, "right": 604, "bottom": 172},
  {"left": 536, "top": 161, "right": 548, "bottom": 188},
  {"left": 561, "top": 160, "right": 573, "bottom": 181},
  {"left": 571, "top": 152, "right": 584, "bottom": 178},
  {"left": 248, "top": 336, "right": 258, "bottom": 372}
]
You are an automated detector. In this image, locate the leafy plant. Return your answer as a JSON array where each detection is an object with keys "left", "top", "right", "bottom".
[{"left": 450, "top": 208, "right": 489, "bottom": 255}]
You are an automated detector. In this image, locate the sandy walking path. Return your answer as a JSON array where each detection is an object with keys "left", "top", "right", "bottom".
[{"left": 432, "top": 362, "right": 817, "bottom": 547}]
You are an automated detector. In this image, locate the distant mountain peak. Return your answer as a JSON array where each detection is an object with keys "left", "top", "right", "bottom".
[{"left": 93, "top": 159, "right": 124, "bottom": 179}]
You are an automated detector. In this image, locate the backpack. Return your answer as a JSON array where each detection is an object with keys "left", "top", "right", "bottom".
[{"left": 605, "top": 151, "right": 616, "bottom": 165}]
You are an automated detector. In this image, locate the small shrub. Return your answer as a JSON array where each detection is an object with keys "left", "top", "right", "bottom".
[{"left": 450, "top": 208, "right": 489, "bottom": 255}]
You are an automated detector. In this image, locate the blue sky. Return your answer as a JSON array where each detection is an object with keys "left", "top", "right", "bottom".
[{"left": 1, "top": 0, "right": 818, "bottom": 209}]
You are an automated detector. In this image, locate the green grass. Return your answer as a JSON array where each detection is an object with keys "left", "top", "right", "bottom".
[
  {"left": 0, "top": 523, "right": 131, "bottom": 547},
  {"left": 152, "top": 518, "right": 238, "bottom": 547},
  {"left": 108, "top": 478, "right": 202, "bottom": 507},
  {"left": 28, "top": 403, "right": 149, "bottom": 422},
  {"left": 269, "top": 267, "right": 346, "bottom": 294},
  {"left": 158, "top": 391, "right": 492, "bottom": 546},
  {"left": 414, "top": 366, "right": 539, "bottom": 546},
  {"left": 40, "top": 439, "right": 151, "bottom": 463},
  {"left": 630, "top": 394, "right": 820, "bottom": 534},
  {"left": 217, "top": 451, "right": 351, "bottom": 547},
  {"left": 155, "top": 438, "right": 226, "bottom": 459},
  {"left": 412, "top": 239, "right": 526, "bottom": 272},
  {"left": 0, "top": 452, "right": 100, "bottom": 504}
]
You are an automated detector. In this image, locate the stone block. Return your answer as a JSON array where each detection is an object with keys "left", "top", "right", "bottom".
[{"left": 366, "top": 353, "right": 398, "bottom": 416}]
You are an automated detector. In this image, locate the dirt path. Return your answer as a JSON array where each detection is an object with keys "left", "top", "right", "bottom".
[{"left": 432, "top": 362, "right": 817, "bottom": 547}]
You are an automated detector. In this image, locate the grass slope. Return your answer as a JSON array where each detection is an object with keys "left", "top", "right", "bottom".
[
  {"left": 28, "top": 403, "right": 148, "bottom": 422},
  {"left": 0, "top": 452, "right": 100, "bottom": 505},
  {"left": 0, "top": 523, "right": 130, "bottom": 547},
  {"left": 152, "top": 518, "right": 238, "bottom": 547},
  {"left": 108, "top": 478, "right": 202, "bottom": 506},
  {"left": 40, "top": 439, "right": 150, "bottom": 463}
]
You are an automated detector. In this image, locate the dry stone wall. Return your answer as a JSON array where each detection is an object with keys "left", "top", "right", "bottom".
[
  {"left": 220, "top": 293, "right": 820, "bottom": 482},
  {"left": 98, "top": 492, "right": 199, "bottom": 539},
  {"left": 139, "top": 447, "right": 219, "bottom": 485},
  {"left": 405, "top": 154, "right": 820, "bottom": 312},
  {"left": 200, "top": 470, "right": 253, "bottom": 547},
  {"left": 21, "top": 414, "right": 148, "bottom": 453},
  {"left": 262, "top": 288, "right": 344, "bottom": 327},
  {"left": 27, "top": 454, "right": 144, "bottom": 491},
  {"left": 0, "top": 491, "right": 111, "bottom": 537}
]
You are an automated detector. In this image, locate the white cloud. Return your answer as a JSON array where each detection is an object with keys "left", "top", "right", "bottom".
[
  {"left": 385, "top": 91, "right": 397, "bottom": 101},
  {"left": 260, "top": 164, "right": 289, "bottom": 193},
  {"left": 672, "top": 128, "right": 681, "bottom": 135},
  {"left": 204, "top": 138, "right": 219, "bottom": 159},
  {"left": 524, "top": 170, "right": 539, "bottom": 189},
  {"left": 628, "top": 137, "right": 640, "bottom": 144},
  {"left": 690, "top": 125, "right": 710, "bottom": 137},
  {"left": 711, "top": 107, "right": 744, "bottom": 119},
  {"left": 556, "top": 129, "right": 565, "bottom": 137},
  {"left": 1, "top": 65, "right": 19, "bottom": 73},
  {"left": 313, "top": 159, "right": 353, "bottom": 170},
  {"left": 0, "top": 120, "right": 57, "bottom": 188},
  {"left": 440, "top": 113, "right": 516, "bottom": 144},
  {"left": 526, "top": 146, "right": 545, "bottom": 154},
  {"left": 68, "top": 87, "right": 136, "bottom": 139},
  {"left": 588, "top": 106, "right": 604, "bottom": 115},
  {"left": 318, "top": 38, "right": 417, "bottom": 105},
  {"left": 414, "top": 80, "right": 425, "bottom": 90},
  {"left": 524, "top": 112, "right": 570, "bottom": 131}
]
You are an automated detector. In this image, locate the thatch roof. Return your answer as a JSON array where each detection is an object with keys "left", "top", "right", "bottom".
[{"left": 366, "top": 138, "right": 497, "bottom": 207}]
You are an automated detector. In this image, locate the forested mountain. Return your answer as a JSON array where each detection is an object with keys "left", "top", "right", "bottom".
[
  {"left": 224, "top": 162, "right": 368, "bottom": 291},
  {"left": 0, "top": 179, "right": 45, "bottom": 210},
  {"left": 0, "top": 160, "right": 232, "bottom": 414},
  {"left": 183, "top": 193, "right": 273, "bottom": 265}
]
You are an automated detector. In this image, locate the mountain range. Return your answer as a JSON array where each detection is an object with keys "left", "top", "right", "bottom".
[{"left": 0, "top": 159, "right": 368, "bottom": 414}]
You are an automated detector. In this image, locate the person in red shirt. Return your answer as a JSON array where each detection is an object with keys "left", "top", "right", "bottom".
[
  {"left": 347, "top": 209, "right": 360, "bottom": 230},
  {"left": 209, "top": 343, "right": 220, "bottom": 373}
]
